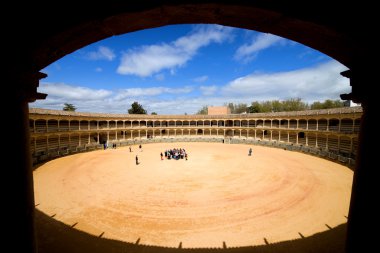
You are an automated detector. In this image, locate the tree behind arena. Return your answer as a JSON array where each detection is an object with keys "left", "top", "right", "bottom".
[
  {"left": 128, "top": 102, "right": 147, "bottom": 114},
  {"left": 310, "top": 99, "right": 345, "bottom": 109},
  {"left": 196, "top": 105, "right": 208, "bottom": 115},
  {"left": 63, "top": 103, "right": 76, "bottom": 111}
]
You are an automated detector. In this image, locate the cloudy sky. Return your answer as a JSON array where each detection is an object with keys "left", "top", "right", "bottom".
[{"left": 30, "top": 24, "right": 350, "bottom": 114}]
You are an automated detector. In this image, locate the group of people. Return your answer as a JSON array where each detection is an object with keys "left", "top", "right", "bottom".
[
  {"left": 103, "top": 142, "right": 118, "bottom": 150},
  {"left": 161, "top": 148, "right": 188, "bottom": 160},
  {"left": 132, "top": 144, "right": 252, "bottom": 166}
]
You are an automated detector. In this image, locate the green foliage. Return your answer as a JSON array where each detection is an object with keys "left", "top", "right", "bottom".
[
  {"left": 196, "top": 105, "right": 208, "bottom": 115},
  {"left": 128, "top": 102, "right": 147, "bottom": 114},
  {"left": 282, "top": 98, "right": 309, "bottom": 111},
  {"left": 310, "top": 99, "right": 344, "bottom": 109},
  {"left": 63, "top": 103, "right": 76, "bottom": 111},
  {"left": 214, "top": 98, "right": 346, "bottom": 114},
  {"left": 151, "top": 112, "right": 157, "bottom": 115}
]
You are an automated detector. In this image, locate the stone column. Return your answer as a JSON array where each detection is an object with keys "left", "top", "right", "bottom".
[
  {"left": 6, "top": 72, "right": 47, "bottom": 253},
  {"left": 341, "top": 68, "right": 377, "bottom": 253}
]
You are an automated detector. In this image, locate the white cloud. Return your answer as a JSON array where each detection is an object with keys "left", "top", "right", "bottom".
[
  {"left": 87, "top": 46, "right": 115, "bottom": 61},
  {"left": 221, "top": 60, "right": 350, "bottom": 102},
  {"left": 114, "top": 86, "right": 193, "bottom": 100},
  {"left": 95, "top": 67, "right": 103, "bottom": 72},
  {"left": 155, "top": 73, "right": 165, "bottom": 81},
  {"left": 117, "top": 25, "right": 233, "bottom": 77},
  {"left": 234, "top": 33, "right": 285, "bottom": 62},
  {"left": 200, "top": 85, "right": 218, "bottom": 96},
  {"left": 30, "top": 60, "right": 351, "bottom": 115},
  {"left": 37, "top": 82, "right": 112, "bottom": 100},
  {"left": 194, "top": 75, "right": 209, "bottom": 82}
]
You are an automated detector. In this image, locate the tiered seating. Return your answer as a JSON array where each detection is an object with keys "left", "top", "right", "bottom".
[
  {"left": 280, "top": 132, "right": 288, "bottom": 142},
  {"left": 272, "top": 131, "right": 280, "bottom": 141},
  {"left": 298, "top": 132, "right": 306, "bottom": 145},
  {"left": 59, "top": 120, "right": 69, "bottom": 131},
  {"left": 70, "top": 120, "right": 79, "bottom": 131},
  {"left": 48, "top": 120, "right": 58, "bottom": 132},
  {"left": 279, "top": 120, "right": 288, "bottom": 128},
  {"left": 80, "top": 134, "right": 89, "bottom": 146},
  {"left": 80, "top": 120, "right": 89, "bottom": 130},
  {"left": 59, "top": 135, "right": 69, "bottom": 150},
  {"left": 256, "top": 120, "right": 263, "bottom": 128},
  {"left": 317, "top": 135, "right": 327, "bottom": 148},
  {"left": 340, "top": 119, "right": 353, "bottom": 133},
  {"left": 328, "top": 119, "right": 339, "bottom": 132},
  {"left": 89, "top": 120, "right": 97, "bottom": 130},
  {"left": 354, "top": 119, "right": 360, "bottom": 133},
  {"left": 69, "top": 135, "right": 79, "bottom": 149},
  {"left": 327, "top": 135, "right": 339, "bottom": 152},
  {"left": 35, "top": 119, "right": 46, "bottom": 133},
  {"left": 48, "top": 135, "right": 59, "bottom": 150},
  {"left": 108, "top": 120, "right": 116, "bottom": 129},
  {"left": 289, "top": 132, "right": 297, "bottom": 143},
  {"left": 308, "top": 119, "right": 317, "bottom": 130},
  {"left": 289, "top": 120, "right": 297, "bottom": 129},
  {"left": 298, "top": 119, "right": 307, "bottom": 129},
  {"left": 339, "top": 136, "right": 351, "bottom": 154},
  {"left": 307, "top": 134, "right": 317, "bottom": 147},
  {"left": 132, "top": 120, "right": 139, "bottom": 127},
  {"left": 109, "top": 131, "right": 116, "bottom": 141},
  {"left": 35, "top": 137, "right": 47, "bottom": 153},
  {"left": 272, "top": 120, "right": 279, "bottom": 128},
  {"left": 318, "top": 119, "right": 328, "bottom": 131}
]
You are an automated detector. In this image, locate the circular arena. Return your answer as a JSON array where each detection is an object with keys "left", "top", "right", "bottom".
[
  {"left": 30, "top": 107, "right": 359, "bottom": 248},
  {"left": 34, "top": 142, "right": 352, "bottom": 248}
]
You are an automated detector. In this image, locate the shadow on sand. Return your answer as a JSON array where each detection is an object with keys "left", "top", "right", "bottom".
[{"left": 36, "top": 209, "right": 346, "bottom": 253}]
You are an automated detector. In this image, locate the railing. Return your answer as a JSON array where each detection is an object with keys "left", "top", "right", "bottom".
[
  {"left": 29, "top": 106, "right": 363, "bottom": 120},
  {"left": 31, "top": 137, "right": 355, "bottom": 168}
]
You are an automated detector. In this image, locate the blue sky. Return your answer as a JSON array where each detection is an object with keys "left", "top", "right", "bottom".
[{"left": 30, "top": 24, "right": 351, "bottom": 114}]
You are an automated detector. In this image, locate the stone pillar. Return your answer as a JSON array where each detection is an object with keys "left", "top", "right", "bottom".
[
  {"left": 315, "top": 134, "right": 318, "bottom": 147},
  {"left": 6, "top": 72, "right": 47, "bottom": 253},
  {"left": 341, "top": 68, "right": 377, "bottom": 253}
]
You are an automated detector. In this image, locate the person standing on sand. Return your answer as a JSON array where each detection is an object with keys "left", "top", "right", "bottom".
[
  {"left": 135, "top": 155, "right": 139, "bottom": 165},
  {"left": 129, "top": 146, "right": 132, "bottom": 152},
  {"left": 249, "top": 148, "right": 252, "bottom": 156},
  {"left": 160, "top": 152, "right": 163, "bottom": 160}
]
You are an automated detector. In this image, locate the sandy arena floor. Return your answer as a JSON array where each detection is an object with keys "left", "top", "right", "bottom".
[{"left": 33, "top": 142, "right": 353, "bottom": 248}]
